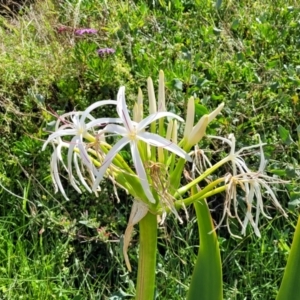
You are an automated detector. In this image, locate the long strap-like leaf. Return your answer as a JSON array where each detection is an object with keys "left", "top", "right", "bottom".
[
  {"left": 276, "top": 214, "right": 300, "bottom": 300},
  {"left": 187, "top": 190, "right": 223, "bottom": 300}
]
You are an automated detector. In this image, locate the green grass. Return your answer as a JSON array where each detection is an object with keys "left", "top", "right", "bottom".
[{"left": 0, "top": 0, "right": 300, "bottom": 299}]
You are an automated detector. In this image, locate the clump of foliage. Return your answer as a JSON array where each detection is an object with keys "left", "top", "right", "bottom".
[{"left": 0, "top": 0, "right": 299, "bottom": 299}]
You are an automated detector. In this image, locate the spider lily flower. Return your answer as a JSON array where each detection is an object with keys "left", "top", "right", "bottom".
[
  {"left": 92, "top": 86, "right": 192, "bottom": 204},
  {"left": 212, "top": 134, "right": 287, "bottom": 237},
  {"left": 223, "top": 171, "right": 287, "bottom": 238},
  {"left": 189, "top": 145, "right": 212, "bottom": 177},
  {"left": 43, "top": 101, "right": 120, "bottom": 198},
  {"left": 49, "top": 139, "right": 97, "bottom": 200}
]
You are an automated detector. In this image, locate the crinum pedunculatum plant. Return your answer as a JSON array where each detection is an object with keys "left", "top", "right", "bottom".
[{"left": 43, "top": 71, "right": 287, "bottom": 300}]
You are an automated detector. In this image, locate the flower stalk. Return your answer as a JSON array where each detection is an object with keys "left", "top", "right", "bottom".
[{"left": 135, "top": 212, "right": 157, "bottom": 300}]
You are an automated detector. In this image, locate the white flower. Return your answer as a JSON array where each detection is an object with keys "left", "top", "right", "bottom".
[
  {"left": 92, "top": 86, "right": 192, "bottom": 203},
  {"left": 43, "top": 100, "right": 120, "bottom": 199},
  {"left": 211, "top": 134, "right": 287, "bottom": 237}
]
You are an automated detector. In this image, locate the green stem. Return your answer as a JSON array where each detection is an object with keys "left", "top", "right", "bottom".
[
  {"left": 170, "top": 157, "right": 186, "bottom": 189},
  {"left": 136, "top": 212, "right": 157, "bottom": 300},
  {"left": 174, "top": 184, "right": 227, "bottom": 210},
  {"left": 276, "top": 214, "right": 300, "bottom": 300},
  {"left": 187, "top": 187, "right": 223, "bottom": 300},
  {"left": 176, "top": 156, "right": 229, "bottom": 197}
]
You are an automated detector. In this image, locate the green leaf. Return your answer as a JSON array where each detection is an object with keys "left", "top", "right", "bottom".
[
  {"left": 187, "top": 188, "right": 223, "bottom": 300},
  {"left": 277, "top": 215, "right": 300, "bottom": 300},
  {"left": 172, "top": 78, "right": 183, "bottom": 91},
  {"left": 297, "top": 124, "right": 300, "bottom": 137},
  {"left": 285, "top": 166, "right": 297, "bottom": 178},
  {"left": 194, "top": 102, "right": 209, "bottom": 117},
  {"left": 215, "top": 0, "right": 222, "bottom": 10},
  {"left": 231, "top": 19, "right": 240, "bottom": 30},
  {"left": 288, "top": 199, "right": 300, "bottom": 211},
  {"left": 278, "top": 125, "right": 293, "bottom": 145},
  {"left": 268, "top": 169, "right": 286, "bottom": 176}
]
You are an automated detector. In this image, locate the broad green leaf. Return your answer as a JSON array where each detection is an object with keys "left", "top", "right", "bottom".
[
  {"left": 277, "top": 215, "right": 300, "bottom": 300},
  {"left": 278, "top": 125, "right": 293, "bottom": 145},
  {"left": 187, "top": 187, "right": 223, "bottom": 300}
]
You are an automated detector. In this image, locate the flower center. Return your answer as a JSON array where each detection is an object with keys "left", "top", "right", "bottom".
[{"left": 128, "top": 126, "right": 137, "bottom": 141}]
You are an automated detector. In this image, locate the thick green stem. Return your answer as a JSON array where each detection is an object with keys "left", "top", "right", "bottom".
[
  {"left": 187, "top": 187, "right": 223, "bottom": 300},
  {"left": 136, "top": 212, "right": 157, "bottom": 300},
  {"left": 276, "top": 214, "right": 300, "bottom": 300}
]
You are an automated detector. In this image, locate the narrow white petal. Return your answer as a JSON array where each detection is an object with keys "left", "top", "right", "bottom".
[
  {"left": 116, "top": 86, "right": 134, "bottom": 132},
  {"left": 67, "top": 136, "right": 78, "bottom": 177},
  {"left": 103, "top": 124, "right": 128, "bottom": 135},
  {"left": 54, "top": 112, "right": 81, "bottom": 131},
  {"left": 80, "top": 100, "right": 117, "bottom": 124},
  {"left": 253, "top": 182, "right": 270, "bottom": 219},
  {"left": 50, "top": 150, "right": 59, "bottom": 194},
  {"left": 77, "top": 142, "right": 94, "bottom": 171},
  {"left": 257, "top": 135, "right": 266, "bottom": 173},
  {"left": 207, "top": 135, "right": 233, "bottom": 147},
  {"left": 85, "top": 118, "right": 122, "bottom": 130},
  {"left": 131, "top": 142, "right": 156, "bottom": 203},
  {"left": 138, "top": 132, "right": 192, "bottom": 162},
  {"left": 67, "top": 136, "right": 82, "bottom": 194},
  {"left": 137, "top": 112, "right": 184, "bottom": 131},
  {"left": 42, "top": 129, "right": 77, "bottom": 150},
  {"left": 92, "top": 137, "right": 130, "bottom": 191},
  {"left": 51, "top": 149, "right": 69, "bottom": 200},
  {"left": 73, "top": 153, "right": 92, "bottom": 193}
]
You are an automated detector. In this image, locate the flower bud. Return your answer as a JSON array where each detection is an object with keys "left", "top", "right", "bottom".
[
  {"left": 147, "top": 77, "right": 157, "bottom": 114},
  {"left": 158, "top": 70, "right": 166, "bottom": 112},
  {"left": 186, "top": 102, "right": 224, "bottom": 147},
  {"left": 184, "top": 97, "right": 195, "bottom": 139},
  {"left": 188, "top": 115, "right": 209, "bottom": 147}
]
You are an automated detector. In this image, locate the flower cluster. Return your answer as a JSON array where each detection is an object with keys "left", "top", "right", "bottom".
[
  {"left": 43, "top": 70, "right": 286, "bottom": 242},
  {"left": 56, "top": 27, "right": 98, "bottom": 35},
  {"left": 43, "top": 74, "right": 191, "bottom": 206},
  {"left": 75, "top": 28, "right": 98, "bottom": 35},
  {"left": 97, "top": 48, "right": 115, "bottom": 57}
]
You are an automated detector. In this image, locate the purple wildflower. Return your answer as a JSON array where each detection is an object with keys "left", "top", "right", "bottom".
[
  {"left": 75, "top": 28, "right": 98, "bottom": 35},
  {"left": 97, "top": 48, "right": 115, "bottom": 57}
]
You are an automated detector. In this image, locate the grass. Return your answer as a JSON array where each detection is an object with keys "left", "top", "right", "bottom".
[{"left": 0, "top": 0, "right": 299, "bottom": 299}]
